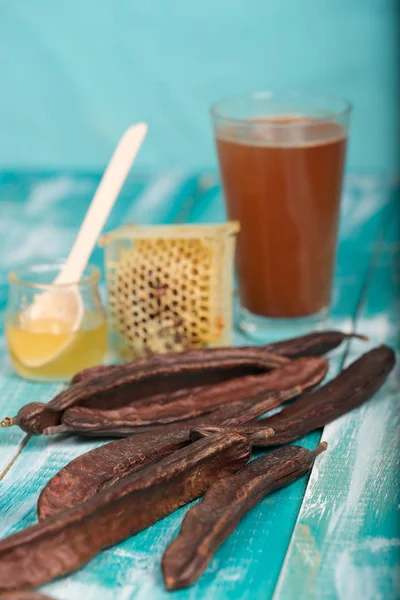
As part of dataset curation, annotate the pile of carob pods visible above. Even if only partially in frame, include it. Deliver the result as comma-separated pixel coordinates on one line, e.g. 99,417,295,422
0,330,395,598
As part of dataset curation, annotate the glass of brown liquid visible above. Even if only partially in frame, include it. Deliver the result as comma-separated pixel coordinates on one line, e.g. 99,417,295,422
211,92,351,339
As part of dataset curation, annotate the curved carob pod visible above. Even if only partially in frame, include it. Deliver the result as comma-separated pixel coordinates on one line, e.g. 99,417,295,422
1,350,288,435
162,442,327,590
70,345,286,384
264,345,394,425
0,433,250,592
44,380,287,441
37,386,291,520
48,356,328,434
71,330,364,384
192,346,396,447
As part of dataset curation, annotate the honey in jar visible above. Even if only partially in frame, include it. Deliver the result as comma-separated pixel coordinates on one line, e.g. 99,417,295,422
6,262,107,382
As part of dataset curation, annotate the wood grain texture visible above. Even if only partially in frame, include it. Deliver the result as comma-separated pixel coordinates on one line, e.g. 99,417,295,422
0,172,395,599
274,191,399,600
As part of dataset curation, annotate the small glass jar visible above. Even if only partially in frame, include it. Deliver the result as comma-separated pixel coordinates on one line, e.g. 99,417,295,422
5,261,108,382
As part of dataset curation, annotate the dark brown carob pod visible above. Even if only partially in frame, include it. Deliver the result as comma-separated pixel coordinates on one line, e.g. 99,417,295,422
70,345,287,384
162,442,327,590
192,346,396,447
71,330,365,383
48,351,328,442
46,356,328,435
265,345,395,426
1,350,288,435
0,433,250,592
37,388,285,520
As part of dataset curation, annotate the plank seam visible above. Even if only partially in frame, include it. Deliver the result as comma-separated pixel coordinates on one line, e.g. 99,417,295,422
341,200,393,368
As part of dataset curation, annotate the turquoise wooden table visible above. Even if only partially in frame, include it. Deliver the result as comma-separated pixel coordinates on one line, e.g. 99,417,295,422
0,171,398,599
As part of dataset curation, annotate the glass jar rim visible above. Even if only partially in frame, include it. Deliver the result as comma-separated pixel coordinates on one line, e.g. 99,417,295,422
8,260,101,290
210,90,352,125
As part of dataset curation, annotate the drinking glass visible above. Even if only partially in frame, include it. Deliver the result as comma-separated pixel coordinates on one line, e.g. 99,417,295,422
211,91,351,339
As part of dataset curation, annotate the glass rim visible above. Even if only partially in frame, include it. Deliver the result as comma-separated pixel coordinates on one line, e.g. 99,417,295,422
210,90,353,126
8,260,101,290
100,221,240,245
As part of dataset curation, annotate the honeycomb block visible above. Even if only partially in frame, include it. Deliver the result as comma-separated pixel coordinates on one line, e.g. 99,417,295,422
100,223,239,358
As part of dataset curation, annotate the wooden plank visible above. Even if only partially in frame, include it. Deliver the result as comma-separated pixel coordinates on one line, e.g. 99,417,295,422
274,190,399,600
0,173,392,599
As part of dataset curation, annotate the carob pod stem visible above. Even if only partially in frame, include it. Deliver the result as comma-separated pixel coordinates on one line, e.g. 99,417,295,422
37,387,286,520
1,350,287,435
0,433,250,592
192,346,396,446
52,356,328,434
71,330,365,383
162,442,327,590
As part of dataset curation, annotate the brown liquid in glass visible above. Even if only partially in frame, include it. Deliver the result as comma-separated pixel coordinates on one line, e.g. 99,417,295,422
216,119,347,318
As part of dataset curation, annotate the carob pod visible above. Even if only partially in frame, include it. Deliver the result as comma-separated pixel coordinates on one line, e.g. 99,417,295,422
1,349,287,435
50,356,328,433
43,356,327,437
265,345,394,425
192,346,396,446
37,387,288,520
71,330,363,383
162,442,327,590
0,433,250,592
70,345,286,384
